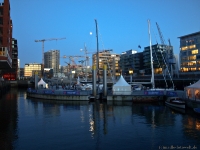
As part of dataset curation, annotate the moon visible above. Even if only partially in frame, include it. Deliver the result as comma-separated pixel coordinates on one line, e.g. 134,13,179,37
90,32,92,35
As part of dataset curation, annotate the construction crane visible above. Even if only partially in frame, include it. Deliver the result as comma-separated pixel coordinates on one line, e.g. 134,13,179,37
62,55,85,69
35,37,66,65
156,22,174,89
80,43,91,66
62,55,86,84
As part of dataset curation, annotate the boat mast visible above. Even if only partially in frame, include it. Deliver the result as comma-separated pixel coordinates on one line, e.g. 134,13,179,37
95,19,100,83
148,20,155,89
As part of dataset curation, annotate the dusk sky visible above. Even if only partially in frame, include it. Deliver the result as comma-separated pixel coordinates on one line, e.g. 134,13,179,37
10,0,200,67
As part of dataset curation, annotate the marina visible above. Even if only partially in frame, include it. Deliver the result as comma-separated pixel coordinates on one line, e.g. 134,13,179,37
1,89,200,150
0,0,200,149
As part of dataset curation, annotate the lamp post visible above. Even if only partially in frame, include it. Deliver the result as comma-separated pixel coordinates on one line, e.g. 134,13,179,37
129,69,133,83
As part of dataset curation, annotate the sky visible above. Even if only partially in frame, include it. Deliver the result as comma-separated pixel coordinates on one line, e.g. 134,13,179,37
9,0,200,68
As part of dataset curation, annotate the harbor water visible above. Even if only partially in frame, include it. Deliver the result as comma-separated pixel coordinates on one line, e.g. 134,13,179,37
1,89,200,150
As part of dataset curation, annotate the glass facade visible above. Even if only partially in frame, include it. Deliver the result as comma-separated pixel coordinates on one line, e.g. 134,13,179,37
119,50,143,75
24,63,42,77
92,50,120,77
143,44,173,75
179,32,200,72
44,50,60,75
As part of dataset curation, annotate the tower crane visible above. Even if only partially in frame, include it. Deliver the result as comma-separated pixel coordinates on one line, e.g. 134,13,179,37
62,55,85,69
35,37,66,66
80,43,90,66
62,55,86,83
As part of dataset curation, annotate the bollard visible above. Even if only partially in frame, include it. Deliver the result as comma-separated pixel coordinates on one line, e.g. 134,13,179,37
35,71,38,89
103,65,107,97
92,65,97,97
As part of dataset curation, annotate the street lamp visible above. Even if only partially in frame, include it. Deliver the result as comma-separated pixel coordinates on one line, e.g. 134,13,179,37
129,69,133,83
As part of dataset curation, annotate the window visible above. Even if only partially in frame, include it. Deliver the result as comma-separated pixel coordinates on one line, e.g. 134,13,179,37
188,55,196,61
181,46,188,51
181,51,187,56
0,18,3,25
191,49,198,54
197,55,200,59
189,45,196,49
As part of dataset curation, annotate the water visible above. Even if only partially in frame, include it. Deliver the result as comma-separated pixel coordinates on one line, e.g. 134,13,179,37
1,89,200,150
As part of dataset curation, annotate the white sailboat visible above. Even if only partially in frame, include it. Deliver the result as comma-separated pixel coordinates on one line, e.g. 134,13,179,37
147,20,174,91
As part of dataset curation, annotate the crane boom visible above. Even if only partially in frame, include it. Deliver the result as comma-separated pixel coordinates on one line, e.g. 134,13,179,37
156,22,165,45
156,22,174,89
35,37,66,66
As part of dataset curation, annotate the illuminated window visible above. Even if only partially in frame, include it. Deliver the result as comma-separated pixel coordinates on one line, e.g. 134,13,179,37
192,49,198,54
189,45,196,49
154,68,162,74
181,46,188,50
191,68,196,71
182,67,188,72
189,55,196,60
188,61,196,66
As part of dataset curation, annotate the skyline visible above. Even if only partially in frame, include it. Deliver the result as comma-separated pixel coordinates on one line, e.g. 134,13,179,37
9,0,200,67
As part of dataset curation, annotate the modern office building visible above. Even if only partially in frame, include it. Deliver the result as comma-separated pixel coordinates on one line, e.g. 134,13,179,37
92,49,120,79
44,50,60,76
24,63,42,77
143,44,174,75
11,38,18,77
19,68,24,78
179,31,200,73
119,49,143,76
2,38,18,80
0,0,13,75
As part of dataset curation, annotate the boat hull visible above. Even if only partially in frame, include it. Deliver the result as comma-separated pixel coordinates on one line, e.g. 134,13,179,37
165,101,185,109
193,108,200,114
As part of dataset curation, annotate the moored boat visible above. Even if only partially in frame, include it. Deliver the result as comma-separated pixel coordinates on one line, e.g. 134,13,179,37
165,97,185,109
193,108,200,114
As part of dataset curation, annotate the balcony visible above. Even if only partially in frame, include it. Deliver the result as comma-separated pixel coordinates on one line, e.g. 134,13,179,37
0,47,12,69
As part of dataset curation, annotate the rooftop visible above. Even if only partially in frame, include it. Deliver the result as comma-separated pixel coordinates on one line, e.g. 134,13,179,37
178,31,200,38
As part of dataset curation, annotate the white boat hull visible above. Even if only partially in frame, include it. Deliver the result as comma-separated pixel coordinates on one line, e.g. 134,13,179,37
165,101,185,109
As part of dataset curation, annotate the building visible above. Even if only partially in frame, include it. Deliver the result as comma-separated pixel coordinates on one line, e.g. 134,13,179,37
92,49,120,80
24,63,42,77
19,68,24,78
44,50,60,76
119,50,143,76
2,38,18,80
143,44,174,75
179,31,200,74
43,68,53,78
0,0,13,77
18,59,20,79
11,38,18,78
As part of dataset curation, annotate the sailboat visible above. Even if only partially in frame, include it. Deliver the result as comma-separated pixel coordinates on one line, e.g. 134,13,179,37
147,20,174,91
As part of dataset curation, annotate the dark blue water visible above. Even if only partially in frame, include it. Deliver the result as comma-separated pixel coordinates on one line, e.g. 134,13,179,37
1,89,200,150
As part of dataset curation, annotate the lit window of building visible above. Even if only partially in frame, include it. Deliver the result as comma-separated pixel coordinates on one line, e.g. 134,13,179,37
179,31,200,72
24,63,42,77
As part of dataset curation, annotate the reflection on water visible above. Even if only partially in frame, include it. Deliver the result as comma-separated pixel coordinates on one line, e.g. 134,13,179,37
0,88,18,150
0,89,200,149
